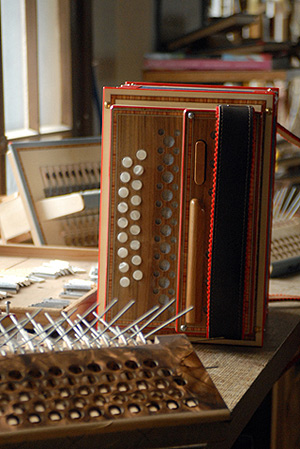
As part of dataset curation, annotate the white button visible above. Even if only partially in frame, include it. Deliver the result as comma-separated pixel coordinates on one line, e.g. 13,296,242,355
131,180,142,190
119,262,129,273
130,210,141,221
117,247,128,258
131,195,142,206
130,240,141,250
130,225,141,235
117,202,128,213
136,149,147,160
117,217,128,228
133,270,143,281
120,172,131,183
120,277,130,287
122,157,133,168
132,255,142,266
133,165,144,176
117,232,128,243
118,187,129,198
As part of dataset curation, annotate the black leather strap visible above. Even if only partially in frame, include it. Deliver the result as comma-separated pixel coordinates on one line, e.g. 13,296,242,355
208,105,254,340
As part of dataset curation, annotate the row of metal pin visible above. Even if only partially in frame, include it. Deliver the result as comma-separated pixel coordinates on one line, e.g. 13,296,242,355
273,186,300,222
0,299,193,356
30,259,84,279
0,275,31,295
0,260,94,301
0,262,71,295
40,162,100,198
60,214,99,247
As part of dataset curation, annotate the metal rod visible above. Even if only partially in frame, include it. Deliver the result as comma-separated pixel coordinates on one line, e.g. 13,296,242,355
71,299,118,344
0,321,18,353
1,309,42,352
44,312,75,350
110,305,160,341
144,306,194,339
128,299,176,339
9,314,35,352
274,187,287,220
73,313,104,347
283,190,300,221
92,299,135,333
278,186,296,220
25,312,54,351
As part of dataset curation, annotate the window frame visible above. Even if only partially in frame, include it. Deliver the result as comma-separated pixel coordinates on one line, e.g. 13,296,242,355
0,0,93,195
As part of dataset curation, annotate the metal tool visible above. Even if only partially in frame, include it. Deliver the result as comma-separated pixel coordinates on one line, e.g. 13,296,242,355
273,185,300,222
0,299,192,355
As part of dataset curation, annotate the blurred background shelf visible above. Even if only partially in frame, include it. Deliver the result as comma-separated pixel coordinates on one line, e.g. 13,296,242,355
143,68,292,83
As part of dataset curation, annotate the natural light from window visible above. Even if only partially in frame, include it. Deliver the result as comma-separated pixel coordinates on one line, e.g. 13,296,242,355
1,0,71,140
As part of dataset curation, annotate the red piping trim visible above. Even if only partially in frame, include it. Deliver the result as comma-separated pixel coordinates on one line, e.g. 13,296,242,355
206,107,220,338
242,109,256,339
175,111,188,328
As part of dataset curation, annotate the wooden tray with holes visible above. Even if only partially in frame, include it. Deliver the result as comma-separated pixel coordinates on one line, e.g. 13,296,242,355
0,335,230,444
0,244,98,324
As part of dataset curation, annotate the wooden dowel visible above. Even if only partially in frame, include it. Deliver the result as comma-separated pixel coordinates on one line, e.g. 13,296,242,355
185,198,205,324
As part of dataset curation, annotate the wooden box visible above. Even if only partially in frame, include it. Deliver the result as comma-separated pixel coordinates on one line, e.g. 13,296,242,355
0,193,31,243
8,137,101,247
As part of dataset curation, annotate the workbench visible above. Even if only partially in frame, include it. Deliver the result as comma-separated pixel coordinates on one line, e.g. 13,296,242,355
0,279,299,449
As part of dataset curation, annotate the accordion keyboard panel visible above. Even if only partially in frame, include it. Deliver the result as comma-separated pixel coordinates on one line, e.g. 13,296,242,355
105,107,216,333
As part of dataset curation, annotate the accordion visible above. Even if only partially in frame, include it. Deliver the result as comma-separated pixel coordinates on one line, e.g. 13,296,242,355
98,82,278,346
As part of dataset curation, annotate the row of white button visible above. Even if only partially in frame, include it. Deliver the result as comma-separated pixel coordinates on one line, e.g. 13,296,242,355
117,249,142,265
122,150,147,169
119,173,143,190
120,270,143,287
117,151,147,287
118,188,142,205
117,203,141,220
119,261,142,274
117,215,142,229
117,222,140,239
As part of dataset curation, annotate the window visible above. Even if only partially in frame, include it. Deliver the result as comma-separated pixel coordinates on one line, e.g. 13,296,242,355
1,0,72,140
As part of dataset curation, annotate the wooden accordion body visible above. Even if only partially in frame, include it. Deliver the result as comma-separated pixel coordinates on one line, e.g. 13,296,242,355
98,82,278,346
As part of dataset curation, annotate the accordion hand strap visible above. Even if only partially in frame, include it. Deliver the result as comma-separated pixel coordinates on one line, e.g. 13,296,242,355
207,105,255,339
